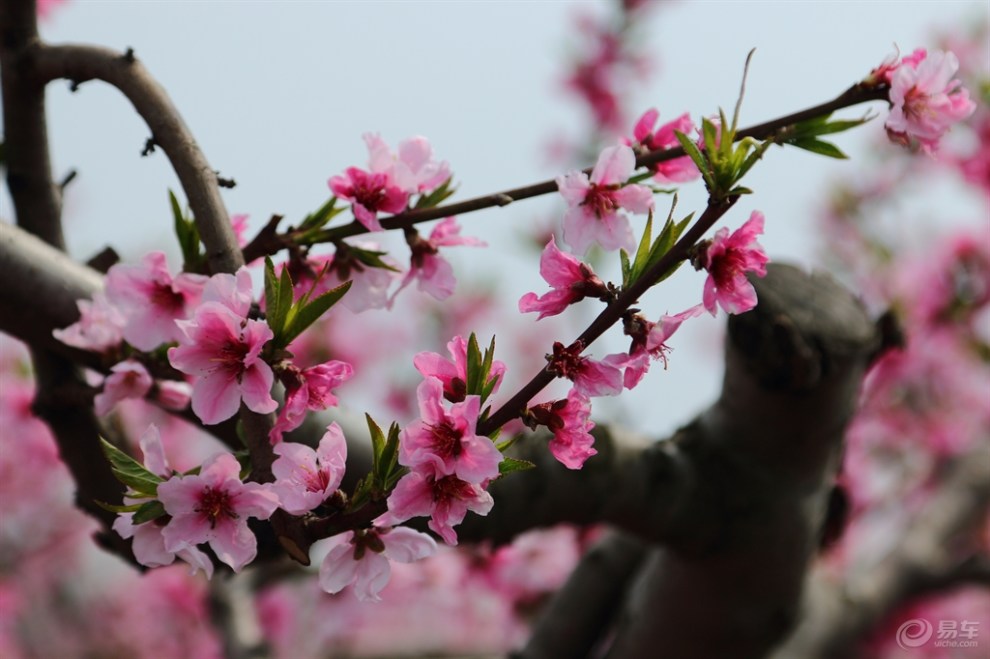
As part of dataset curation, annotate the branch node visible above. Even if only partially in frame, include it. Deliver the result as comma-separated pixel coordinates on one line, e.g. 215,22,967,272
121,47,136,63
494,193,514,206
215,172,237,189
59,168,77,190
141,137,157,157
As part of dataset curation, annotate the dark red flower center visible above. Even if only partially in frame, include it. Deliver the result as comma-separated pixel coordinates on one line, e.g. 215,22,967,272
196,486,237,529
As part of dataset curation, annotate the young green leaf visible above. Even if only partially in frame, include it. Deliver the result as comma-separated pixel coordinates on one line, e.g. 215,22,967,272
99,437,163,497
788,138,849,159
281,281,352,347
498,457,536,475
132,499,167,525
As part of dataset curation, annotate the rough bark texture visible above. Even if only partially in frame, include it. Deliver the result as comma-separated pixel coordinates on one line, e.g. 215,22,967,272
510,264,881,659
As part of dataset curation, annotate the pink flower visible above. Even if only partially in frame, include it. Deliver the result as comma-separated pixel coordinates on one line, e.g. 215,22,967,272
168,303,278,425
155,379,193,411
201,267,255,318
105,251,207,351
546,341,624,397
111,425,214,577
391,217,485,304
386,470,494,545
868,47,928,85
519,236,609,319
329,167,408,233
365,133,451,195
52,291,125,352
885,50,976,154
696,211,770,316
158,452,280,572
271,423,347,515
230,214,250,249
620,304,704,389
630,109,700,183
304,242,401,313
269,360,354,444
318,526,437,602
399,378,502,484
94,359,153,416
557,144,654,254
413,335,506,403
527,389,597,469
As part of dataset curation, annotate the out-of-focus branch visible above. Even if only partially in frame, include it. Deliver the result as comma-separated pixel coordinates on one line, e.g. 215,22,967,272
513,531,648,659
0,222,103,363
772,442,990,659
30,43,243,275
1,2,136,558
505,264,882,659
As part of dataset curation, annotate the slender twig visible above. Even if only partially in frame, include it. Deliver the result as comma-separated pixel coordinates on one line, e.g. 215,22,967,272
30,43,243,274
242,83,888,261
478,197,737,435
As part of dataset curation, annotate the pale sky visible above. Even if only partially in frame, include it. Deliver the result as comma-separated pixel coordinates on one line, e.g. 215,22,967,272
6,0,987,437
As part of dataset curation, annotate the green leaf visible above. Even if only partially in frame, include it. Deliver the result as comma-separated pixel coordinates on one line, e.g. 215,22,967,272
465,333,483,396
788,138,848,159
349,246,403,272
95,500,149,514
494,434,520,452
414,177,457,209
498,457,536,475
169,190,202,270
99,437,163,496
281,280,351,347
299,196,343,230
674,130,714,191
378,423,401,484
132,499,167,525
348,473,375,512
365,413,387,467
479,336,498,403
736,139,772,180
619,248,632,288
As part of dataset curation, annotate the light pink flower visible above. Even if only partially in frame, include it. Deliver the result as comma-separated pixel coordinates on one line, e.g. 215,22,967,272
697,211,770,316
386,471,494,545
168,303,278,425
620,304,705,389
528,389,597,469
365,133,451,195
158,452,280,572
271,423,347,514
885,50,976,154
413,334,506,403
111,425,214,577
299,242,401,313
105,251,207,351
557,144,653,254
519,236,609,319
546,341,624,397
94,359,153,416
630,109,700,183
868,47,928,85
230,214,250,249
201,267,255,317
391,217,485,304
329,167,408,233
318,526,437,602
400,378,502,484
52,291,125,352
269,360,354,444
155,379,193,411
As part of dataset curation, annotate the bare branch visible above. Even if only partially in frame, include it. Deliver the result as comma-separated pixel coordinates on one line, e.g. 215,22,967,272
30,43,243,274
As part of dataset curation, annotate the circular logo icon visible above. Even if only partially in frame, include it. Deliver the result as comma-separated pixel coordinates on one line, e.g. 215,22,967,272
896,619,934,649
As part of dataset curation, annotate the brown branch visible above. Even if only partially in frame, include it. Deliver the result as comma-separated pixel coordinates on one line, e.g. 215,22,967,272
772,442,990,659
29,43,243,274
496,263,882,659
242,83,888,260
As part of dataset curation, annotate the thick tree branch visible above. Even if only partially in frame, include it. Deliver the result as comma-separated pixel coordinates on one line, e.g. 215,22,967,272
771,442,990,658
1,1,130,554
29,43,243,274
497,264,881,659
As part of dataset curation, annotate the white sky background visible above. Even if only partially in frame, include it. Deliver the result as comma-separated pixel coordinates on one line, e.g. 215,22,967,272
7,0,988,438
